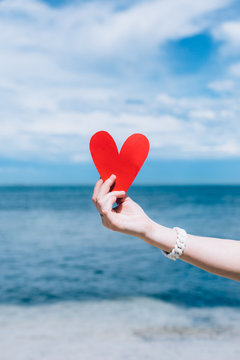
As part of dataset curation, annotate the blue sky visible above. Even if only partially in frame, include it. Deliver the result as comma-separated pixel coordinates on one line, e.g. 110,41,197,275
0,0,240,184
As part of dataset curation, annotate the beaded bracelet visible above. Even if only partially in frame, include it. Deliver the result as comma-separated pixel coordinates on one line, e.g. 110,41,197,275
161,227,187,261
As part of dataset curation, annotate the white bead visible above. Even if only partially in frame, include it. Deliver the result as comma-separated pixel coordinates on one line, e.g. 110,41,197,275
161,227,187,261
175,248,182,255
178,242,185,250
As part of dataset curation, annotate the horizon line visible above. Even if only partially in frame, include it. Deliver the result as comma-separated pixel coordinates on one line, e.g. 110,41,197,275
1,183,240,187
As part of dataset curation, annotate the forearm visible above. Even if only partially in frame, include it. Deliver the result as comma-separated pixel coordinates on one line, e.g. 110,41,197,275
92,176,240,281
143,220,240,281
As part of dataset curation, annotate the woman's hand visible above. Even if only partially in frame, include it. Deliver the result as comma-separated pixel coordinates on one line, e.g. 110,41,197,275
92,175,240,281
92,174,152,238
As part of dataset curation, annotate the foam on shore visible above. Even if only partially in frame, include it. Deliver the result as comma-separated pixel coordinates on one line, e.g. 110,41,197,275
0,297,240,360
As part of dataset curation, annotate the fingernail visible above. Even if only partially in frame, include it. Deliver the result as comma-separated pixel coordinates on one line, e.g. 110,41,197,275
111,174,116,178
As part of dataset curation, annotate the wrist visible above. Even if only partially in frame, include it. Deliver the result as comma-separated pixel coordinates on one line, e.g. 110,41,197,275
142,219,176,252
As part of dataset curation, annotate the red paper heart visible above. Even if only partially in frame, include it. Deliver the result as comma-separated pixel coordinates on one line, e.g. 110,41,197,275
89,131,150,191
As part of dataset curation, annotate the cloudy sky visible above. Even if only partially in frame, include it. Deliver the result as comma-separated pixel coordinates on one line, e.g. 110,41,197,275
1,0,240,184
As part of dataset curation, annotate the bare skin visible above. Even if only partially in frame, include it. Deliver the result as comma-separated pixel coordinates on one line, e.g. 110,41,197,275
92,174,240,282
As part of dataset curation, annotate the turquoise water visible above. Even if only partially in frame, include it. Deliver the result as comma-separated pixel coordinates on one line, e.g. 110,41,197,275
0,186,240,360
0,185,239,306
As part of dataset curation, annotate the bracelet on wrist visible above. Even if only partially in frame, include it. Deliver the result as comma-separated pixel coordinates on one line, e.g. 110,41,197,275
161,227,187,261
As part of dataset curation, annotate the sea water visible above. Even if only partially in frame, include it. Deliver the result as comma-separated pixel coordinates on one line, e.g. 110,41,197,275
0,186,239,359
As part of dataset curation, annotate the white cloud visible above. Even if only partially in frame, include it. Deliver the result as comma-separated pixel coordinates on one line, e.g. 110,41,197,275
213,21,240,54
207,80,234,92
154,92,240,157
189,109,216,120
229,62,240,77
1,98,240,162
0,0,239,164
211,20,240,84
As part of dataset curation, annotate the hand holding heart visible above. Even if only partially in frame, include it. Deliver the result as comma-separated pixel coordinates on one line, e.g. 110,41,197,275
89,132,240,282
90,131,152,237
92,174,153,238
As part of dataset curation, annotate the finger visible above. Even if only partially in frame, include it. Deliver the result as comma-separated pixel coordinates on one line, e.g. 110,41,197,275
98,191,125,215
98,191,125,213
101,191,125,217
108,190,125,198
100,192,126,230
97,174,116,199
92,178,103,203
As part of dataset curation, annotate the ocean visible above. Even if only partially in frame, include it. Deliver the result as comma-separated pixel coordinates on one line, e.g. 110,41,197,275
0,185,240,359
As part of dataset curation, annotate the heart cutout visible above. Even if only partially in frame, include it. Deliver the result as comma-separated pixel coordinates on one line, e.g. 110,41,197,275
89,131,150,192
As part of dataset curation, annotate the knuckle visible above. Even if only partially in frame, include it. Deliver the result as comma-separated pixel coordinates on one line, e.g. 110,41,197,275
92,196,96,203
